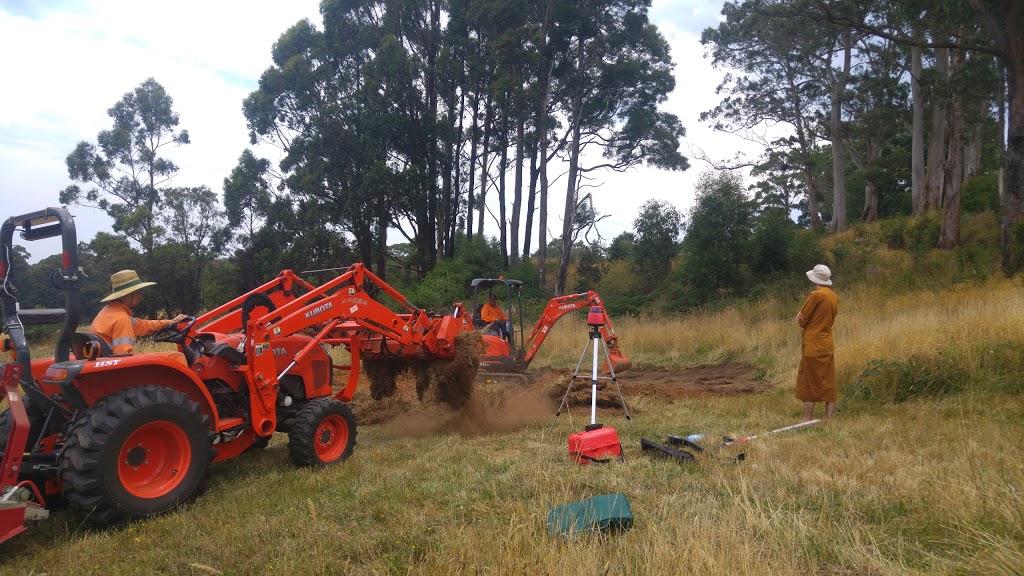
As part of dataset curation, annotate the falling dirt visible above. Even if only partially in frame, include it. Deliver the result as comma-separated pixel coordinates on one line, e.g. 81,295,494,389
346,361,770,438
362,331,482,410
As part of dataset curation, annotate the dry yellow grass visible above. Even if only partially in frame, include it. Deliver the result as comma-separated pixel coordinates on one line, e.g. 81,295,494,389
1,275,1022,574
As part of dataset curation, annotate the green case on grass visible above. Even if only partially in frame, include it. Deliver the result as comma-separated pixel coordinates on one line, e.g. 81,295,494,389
547,493,633,537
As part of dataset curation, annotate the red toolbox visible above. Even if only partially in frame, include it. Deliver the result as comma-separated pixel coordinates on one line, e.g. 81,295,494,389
568,425,622,464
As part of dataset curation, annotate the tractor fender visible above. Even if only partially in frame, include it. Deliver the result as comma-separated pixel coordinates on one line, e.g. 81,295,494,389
45,354,223,430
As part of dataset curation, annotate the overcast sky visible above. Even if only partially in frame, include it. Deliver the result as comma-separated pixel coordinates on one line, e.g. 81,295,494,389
0,0,760,263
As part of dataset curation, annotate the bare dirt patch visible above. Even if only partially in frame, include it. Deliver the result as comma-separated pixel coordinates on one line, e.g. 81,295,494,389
346,362,770,438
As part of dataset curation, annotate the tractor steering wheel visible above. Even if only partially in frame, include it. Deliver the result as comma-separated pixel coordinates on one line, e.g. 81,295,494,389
152,316,197,345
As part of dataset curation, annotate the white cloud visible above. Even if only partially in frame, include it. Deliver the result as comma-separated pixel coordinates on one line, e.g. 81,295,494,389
0,0,760,263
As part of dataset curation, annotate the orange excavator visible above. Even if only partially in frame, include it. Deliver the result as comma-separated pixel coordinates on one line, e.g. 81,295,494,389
469,277,631,380
0,207,477,543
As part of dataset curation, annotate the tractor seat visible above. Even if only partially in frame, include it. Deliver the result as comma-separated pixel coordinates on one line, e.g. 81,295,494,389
71,332,114,360
205,343,247,366
473,304,486,329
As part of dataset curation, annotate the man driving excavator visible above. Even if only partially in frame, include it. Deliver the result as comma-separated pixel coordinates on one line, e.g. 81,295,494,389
90,269,189,365
479,292,510,340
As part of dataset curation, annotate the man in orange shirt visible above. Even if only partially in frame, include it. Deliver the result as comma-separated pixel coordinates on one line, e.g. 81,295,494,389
91,269,189,365
479,293,509,340
796,264,839,421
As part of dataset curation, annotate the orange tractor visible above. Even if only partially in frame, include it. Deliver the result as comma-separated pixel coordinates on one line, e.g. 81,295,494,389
469,277,631,381
0,208,478,543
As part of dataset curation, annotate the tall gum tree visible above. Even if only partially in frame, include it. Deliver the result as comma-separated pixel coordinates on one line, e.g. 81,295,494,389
548,0,688,296
60,78,190,257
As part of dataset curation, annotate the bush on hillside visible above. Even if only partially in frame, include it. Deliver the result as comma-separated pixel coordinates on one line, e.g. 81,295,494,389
961,173,1000,213
845,354,968,404
845,340,1024,405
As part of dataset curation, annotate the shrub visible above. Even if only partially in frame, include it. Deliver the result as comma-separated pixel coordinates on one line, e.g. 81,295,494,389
845,353,968,405
907,214,940,253
961,172,1000,213
878,217,908,250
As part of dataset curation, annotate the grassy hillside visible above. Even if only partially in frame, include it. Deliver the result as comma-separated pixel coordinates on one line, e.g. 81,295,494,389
2,233,1023,574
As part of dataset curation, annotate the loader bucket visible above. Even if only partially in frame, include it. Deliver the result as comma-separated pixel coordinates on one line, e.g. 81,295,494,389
606,350,631,373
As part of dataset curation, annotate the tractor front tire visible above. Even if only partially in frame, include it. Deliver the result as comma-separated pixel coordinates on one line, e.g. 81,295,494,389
287,398,357,467
59,385,214,526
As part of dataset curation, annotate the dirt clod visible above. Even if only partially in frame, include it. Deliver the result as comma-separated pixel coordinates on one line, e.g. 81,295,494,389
429,331,482,409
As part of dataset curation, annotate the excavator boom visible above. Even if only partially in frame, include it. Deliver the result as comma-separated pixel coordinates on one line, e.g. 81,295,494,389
520,291,631,373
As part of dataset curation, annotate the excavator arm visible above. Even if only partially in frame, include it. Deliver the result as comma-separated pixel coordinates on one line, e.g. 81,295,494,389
521,291,631,372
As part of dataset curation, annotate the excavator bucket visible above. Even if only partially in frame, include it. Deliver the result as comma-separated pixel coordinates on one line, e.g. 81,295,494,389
606,349,632,374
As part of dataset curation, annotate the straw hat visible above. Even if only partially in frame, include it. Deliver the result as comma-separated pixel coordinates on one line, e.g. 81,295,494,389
101,269,156,302
806,264,832,286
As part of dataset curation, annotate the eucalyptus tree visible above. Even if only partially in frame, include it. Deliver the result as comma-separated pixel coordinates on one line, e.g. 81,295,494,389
702,1,828,229
60,78,190,257
680,171,755,303
154,186,224,312
245,0,449,278
547,0,688,296
222,149,277,290
805,0,1024,271
843,37,910,221
703,0,856,231
631,199,682,287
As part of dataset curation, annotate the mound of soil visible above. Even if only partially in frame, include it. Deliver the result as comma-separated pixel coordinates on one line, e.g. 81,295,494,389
346,361,770,438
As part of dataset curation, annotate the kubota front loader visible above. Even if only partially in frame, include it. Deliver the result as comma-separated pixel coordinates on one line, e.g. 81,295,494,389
0,207,477,544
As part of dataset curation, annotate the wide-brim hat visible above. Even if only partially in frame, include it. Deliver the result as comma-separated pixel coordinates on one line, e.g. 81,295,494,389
806,264,833,286
101,269,156,302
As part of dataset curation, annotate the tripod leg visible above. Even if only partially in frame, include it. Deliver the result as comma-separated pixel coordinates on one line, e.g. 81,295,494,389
601,337,633,428
546,337,595,438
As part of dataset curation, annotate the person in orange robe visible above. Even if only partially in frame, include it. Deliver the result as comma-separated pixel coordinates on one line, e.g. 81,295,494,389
796,264,839,421
91,270,189,365
479,293,509,339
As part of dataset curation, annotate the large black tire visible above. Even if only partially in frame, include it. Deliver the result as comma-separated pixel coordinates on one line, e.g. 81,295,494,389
59,385,215,526
287,398,357,467
0,394,51,450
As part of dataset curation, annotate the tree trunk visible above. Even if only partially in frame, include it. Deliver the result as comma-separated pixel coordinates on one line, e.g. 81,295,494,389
968,0,1024,274
554,35,586,297
510,118,524,265
537,0,554,290
786,66,820,229
523,139,538,261
476,90,493,239
424,0,440,271
861,181,879,221
911,35,926,215
1002,53,1024,274
466,89,480,241
449,88,466,257
828,30,852,232
498,116,509,268
939,96,964,249
924,46,949,213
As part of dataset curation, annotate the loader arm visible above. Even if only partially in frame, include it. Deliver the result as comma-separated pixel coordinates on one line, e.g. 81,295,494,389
521,292,631,372
243,264,458,435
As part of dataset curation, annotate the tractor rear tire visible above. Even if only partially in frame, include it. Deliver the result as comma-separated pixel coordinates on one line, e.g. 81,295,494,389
287,398,357,467
59,385,214,526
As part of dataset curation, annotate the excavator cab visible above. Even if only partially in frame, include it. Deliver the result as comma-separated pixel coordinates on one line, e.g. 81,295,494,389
470,277,525,372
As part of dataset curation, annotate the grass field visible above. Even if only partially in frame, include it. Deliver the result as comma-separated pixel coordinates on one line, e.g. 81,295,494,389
1,275,1023,575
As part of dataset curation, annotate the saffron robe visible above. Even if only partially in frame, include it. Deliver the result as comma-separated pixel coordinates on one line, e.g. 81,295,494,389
796,286,838,402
